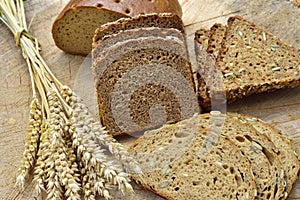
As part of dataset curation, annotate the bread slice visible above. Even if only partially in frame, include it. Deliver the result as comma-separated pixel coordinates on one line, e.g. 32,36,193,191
195,16,300,110
92,27,186,63
92,27,197,136
129,112,288,199
207,23,226,60
52,0,183,55
194,27,227,111
128,113,257,200
194,29,210,49
93,13,185,49
228,112,300,198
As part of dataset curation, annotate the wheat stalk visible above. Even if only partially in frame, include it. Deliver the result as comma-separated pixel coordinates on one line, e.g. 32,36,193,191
0,0,138,199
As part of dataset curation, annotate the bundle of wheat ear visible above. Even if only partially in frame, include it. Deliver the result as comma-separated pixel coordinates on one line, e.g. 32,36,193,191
0,0,142,199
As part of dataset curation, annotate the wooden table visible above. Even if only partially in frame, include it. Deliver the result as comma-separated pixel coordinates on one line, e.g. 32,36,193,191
0,0,299,199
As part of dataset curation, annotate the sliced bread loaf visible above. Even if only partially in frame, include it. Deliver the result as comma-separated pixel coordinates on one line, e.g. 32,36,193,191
228,112,300,198
128,113,257,200
194,16,300,110
52,0,182,55
92,27,197,136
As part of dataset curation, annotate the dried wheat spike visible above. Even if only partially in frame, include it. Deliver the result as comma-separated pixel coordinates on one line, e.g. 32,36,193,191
33,119,50,195
45,89,81,199
61,85,142,175
61,86,134,196
63,120,81,200
16,97,42,188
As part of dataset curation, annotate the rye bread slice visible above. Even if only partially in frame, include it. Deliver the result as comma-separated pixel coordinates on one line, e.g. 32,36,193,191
92,27,187,64
228,112,300,198
93,13,185,48
128,113,257,200
92,28,197,136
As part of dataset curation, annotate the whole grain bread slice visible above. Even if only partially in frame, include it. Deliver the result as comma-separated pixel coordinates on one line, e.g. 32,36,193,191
218,16,300,103
228,112,300,198
128,113,257,200
195,16,300,110
207,23,226,60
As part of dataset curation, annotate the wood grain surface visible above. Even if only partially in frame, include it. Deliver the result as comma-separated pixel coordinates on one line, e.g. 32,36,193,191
0,0,299,199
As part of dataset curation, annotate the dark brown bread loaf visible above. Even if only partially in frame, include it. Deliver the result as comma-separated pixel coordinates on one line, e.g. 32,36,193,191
195,16,300,110
52,0,183,55
92,26,197,136
128,113,257,200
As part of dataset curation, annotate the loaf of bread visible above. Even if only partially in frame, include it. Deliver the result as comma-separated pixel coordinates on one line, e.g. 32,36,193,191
92,16,197,136
52,0,183,55
128,113,257,200
195,16,300,110
129,112,300,199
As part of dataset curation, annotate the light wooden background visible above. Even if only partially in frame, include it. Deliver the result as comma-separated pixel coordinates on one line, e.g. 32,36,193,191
0,0,299,199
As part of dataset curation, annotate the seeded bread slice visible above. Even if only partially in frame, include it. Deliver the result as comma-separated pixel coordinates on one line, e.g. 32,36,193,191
194,29,210,49
195,16,300,110
218,16,300,103
92,27,197,136
228,112,300,198
128,113,257,200
207,23,226,60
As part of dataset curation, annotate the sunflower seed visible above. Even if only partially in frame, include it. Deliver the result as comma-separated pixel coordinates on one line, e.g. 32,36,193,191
252,141,263,151
237,30,243,37
159,180,170,188
262,32,267,42
270,44,279,51
272,66,281,71
224,72,234,78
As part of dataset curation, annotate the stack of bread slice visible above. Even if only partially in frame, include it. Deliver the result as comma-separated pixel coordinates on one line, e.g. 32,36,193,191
128,112,299,200
195,16,300,110
92,13,198,136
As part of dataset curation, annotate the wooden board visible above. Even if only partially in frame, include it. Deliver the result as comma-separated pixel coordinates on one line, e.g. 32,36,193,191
0,0,299,199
